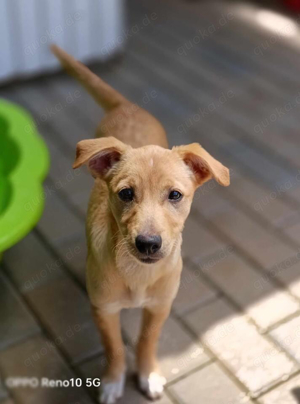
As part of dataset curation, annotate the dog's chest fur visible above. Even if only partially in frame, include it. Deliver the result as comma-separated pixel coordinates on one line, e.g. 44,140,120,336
104,287,156,314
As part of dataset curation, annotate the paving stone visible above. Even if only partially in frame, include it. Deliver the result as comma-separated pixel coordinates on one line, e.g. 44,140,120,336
172,265,217,316
248,126,300,171
192,181,232,219
286,185,300,206
48,75,102,128
228,176,298,229
37,185,85,246
260,374,300,404
78,351,173,404
195,201,296,269
267,255,300,299
56,235,87,286
69,191,90,216
0,336,93,404
3,232,64,293
184,298,297,397
284,222,300,247
217,136,296,190
0,272,40,351
182,215,226,261
270,315,300,365
198,252,299,330
17,83,87,148
169,362,252,404
46,78,100,132
45,135,94,197
121,309,210,382
26,276,102,364
0,379,8,401
192,244,235,275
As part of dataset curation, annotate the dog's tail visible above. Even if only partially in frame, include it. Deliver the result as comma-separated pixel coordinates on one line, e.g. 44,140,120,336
50,44,127,111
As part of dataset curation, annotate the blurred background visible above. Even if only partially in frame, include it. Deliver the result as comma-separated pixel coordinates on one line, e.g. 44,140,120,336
1,0,300,403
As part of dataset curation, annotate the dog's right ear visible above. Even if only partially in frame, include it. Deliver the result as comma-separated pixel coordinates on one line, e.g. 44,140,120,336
73,136,129,178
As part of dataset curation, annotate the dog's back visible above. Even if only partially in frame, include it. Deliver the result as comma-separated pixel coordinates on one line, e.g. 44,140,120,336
51,45,168,148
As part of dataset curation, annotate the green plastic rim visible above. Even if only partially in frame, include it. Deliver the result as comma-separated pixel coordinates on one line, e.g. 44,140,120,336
0,99,49,253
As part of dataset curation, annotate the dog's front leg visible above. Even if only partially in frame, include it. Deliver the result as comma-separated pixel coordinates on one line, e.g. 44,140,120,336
92,306,125,404
137,305,171,400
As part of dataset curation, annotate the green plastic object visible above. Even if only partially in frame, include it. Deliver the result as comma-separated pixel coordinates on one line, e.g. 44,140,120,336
0,99,49,254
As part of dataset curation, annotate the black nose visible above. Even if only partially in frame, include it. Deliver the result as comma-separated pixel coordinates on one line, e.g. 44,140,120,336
135,235,162,255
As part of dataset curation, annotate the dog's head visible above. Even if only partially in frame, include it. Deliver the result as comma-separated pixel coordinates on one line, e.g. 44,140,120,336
74,137,229,265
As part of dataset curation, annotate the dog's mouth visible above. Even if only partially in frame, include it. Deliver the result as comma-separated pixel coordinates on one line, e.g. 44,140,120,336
139,257,161,264
123,241,164,265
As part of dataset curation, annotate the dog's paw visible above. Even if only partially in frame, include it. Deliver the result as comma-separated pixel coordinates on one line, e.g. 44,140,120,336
99,373,125,404
138,372,166,400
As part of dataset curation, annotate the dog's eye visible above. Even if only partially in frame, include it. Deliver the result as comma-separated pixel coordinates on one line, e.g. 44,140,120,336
168,190,182,201
118,188,134,202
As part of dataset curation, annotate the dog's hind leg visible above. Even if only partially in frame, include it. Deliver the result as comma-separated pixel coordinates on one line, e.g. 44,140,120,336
92,306,125,404
136,306,171,400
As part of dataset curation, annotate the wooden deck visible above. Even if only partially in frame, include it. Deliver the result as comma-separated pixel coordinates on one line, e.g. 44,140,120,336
1,0,300,403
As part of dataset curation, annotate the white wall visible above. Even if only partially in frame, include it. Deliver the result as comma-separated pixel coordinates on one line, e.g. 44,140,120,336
0,0,125,82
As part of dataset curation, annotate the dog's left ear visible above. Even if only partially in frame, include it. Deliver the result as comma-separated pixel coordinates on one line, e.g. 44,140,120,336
73,136,130,179
173,143,230,187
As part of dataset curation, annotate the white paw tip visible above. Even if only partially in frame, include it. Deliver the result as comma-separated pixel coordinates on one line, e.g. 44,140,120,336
139,372,166,400
99,374,125,404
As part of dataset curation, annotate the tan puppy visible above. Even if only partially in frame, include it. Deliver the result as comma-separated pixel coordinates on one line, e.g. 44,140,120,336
51,45,230,404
